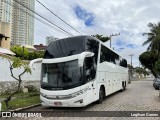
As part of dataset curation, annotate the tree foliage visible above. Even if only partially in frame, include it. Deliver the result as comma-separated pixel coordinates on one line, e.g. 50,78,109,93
11,45,44,60
0,54,31,109
143,22,160,58
135,67,149,76
155,60,160,75
140,22,160,77
28,51,44,60
92,34,110,42
11,45,29,60
139,51,158,77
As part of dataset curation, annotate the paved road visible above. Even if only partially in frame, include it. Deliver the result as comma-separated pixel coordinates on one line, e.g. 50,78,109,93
3,78,160,120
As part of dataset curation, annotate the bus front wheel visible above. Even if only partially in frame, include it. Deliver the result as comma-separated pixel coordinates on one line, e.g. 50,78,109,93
97,86,105,104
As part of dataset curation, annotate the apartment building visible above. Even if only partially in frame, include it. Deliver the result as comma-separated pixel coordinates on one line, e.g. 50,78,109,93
11,0,35,46
0,0,12,49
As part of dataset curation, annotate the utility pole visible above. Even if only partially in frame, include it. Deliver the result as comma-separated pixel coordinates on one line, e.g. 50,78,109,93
129,54,134,83
109,33,120,48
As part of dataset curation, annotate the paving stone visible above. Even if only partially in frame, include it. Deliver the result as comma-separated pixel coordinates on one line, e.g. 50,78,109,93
2,78,160,120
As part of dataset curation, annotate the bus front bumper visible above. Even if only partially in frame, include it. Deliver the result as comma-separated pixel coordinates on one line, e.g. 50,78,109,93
40,94,87,107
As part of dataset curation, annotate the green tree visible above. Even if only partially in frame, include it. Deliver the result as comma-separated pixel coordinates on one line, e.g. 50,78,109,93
11,45,29,60
143,22,160,59
92,34,110,42
135,67,143,75
135,67,149,76
139,51,158,77
155,60,160,75
11,46,44,60
28,51,44,60
0,54,31,109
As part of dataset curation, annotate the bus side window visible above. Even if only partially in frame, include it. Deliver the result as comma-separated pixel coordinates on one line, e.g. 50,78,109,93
85,57,96,81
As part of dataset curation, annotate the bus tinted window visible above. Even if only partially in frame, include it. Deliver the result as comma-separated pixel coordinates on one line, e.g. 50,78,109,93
100,45,111,63
120,59,127,68
100,44,127,68
85,57,96,81
86,39,99,64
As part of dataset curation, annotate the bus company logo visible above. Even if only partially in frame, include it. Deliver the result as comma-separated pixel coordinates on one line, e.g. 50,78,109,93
2,112,11,117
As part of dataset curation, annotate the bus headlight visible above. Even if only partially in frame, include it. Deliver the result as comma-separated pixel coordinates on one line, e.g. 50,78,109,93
70,87,88,98
40,92,47,98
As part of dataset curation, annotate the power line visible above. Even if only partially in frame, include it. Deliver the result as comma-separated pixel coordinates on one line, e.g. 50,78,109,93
11,0,73,36
3,0,71,37
3,0,69,54
36,0,82,35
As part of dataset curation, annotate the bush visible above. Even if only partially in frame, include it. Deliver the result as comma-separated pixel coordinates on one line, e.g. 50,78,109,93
25,85,38,92
0,88,23,96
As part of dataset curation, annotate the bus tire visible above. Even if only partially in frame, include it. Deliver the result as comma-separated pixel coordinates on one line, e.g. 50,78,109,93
121,82,126,92
97,86,105,104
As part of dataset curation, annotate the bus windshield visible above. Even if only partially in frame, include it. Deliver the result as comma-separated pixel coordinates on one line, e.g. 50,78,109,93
41,60,84,90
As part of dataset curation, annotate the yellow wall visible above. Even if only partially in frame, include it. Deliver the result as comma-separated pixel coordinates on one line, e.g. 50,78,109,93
0,22,11,49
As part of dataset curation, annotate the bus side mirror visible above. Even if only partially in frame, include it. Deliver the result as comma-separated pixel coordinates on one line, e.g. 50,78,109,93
78,52,94,67
29,58,43,70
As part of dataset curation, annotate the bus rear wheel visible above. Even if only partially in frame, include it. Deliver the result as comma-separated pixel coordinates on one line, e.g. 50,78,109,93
121,82,126,92
97,86,105,103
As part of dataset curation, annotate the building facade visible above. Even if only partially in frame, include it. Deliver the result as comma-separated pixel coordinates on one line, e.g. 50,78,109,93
46,36,59,46
34,44,47,51
0,0,12,23
11,0,35,46
0,0,12,49
0,23,11,49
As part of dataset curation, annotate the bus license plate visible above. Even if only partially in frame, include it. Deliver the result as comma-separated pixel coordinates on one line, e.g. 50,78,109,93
54,102,62,106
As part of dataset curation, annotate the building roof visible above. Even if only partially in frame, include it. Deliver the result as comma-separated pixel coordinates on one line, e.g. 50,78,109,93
0,47,15,55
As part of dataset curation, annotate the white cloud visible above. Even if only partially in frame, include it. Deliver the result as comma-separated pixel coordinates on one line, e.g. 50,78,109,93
34,0,160,67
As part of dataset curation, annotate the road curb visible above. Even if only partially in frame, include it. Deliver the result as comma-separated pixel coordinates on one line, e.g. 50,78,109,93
9,103,41,112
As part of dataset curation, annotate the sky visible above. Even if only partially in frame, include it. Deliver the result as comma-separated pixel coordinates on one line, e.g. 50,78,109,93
34,0,160,67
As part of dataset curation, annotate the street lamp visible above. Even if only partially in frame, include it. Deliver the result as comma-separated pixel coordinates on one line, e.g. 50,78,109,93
129,54,134,83
109,33,120,48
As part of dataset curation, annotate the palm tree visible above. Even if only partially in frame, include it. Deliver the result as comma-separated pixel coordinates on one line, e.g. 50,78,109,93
143,22,160,59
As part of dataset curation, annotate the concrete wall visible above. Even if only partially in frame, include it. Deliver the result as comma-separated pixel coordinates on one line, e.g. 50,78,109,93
0,57,41,94
0,80,40,95
0,57,41,81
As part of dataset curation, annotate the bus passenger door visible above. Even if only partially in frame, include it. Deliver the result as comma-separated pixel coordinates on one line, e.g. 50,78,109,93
84,57,97,103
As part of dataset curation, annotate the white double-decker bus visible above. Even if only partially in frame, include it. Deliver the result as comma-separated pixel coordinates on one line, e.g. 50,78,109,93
31,35,128,107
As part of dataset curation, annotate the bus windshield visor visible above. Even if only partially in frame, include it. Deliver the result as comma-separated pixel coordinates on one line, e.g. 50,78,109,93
41,60,84,90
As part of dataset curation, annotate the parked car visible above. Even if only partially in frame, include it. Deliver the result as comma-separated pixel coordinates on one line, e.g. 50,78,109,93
153,78,160,90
